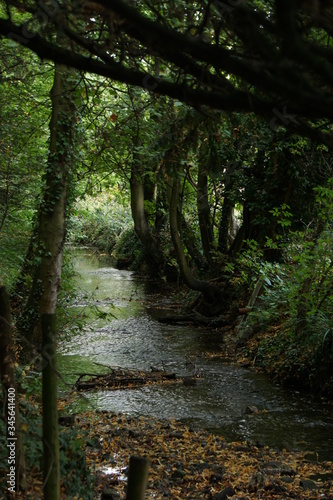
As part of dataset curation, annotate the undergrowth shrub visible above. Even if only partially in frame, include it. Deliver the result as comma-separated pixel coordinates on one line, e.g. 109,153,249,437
0,367,94,497
0,209,35,291
237,180,333,393
68,194,132,252
112,227,145,271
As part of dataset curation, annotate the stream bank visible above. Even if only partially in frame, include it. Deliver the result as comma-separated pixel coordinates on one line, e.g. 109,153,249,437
58,248,333,463
41,246,333,499
76,409,333,500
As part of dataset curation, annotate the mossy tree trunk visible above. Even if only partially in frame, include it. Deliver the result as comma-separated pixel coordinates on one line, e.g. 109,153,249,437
130,150,153,250
130,146,163,270
19,63,76,356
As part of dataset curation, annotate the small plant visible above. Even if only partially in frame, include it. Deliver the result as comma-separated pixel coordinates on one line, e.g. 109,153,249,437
59,426,94,499
0,209,35,291
242,181,333,393
0,367,95,497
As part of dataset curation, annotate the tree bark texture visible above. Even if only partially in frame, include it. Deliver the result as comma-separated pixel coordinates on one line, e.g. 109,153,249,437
42,314,60,500
130,152,152,249
197,160,214,264
126,456,149,500
0,286,27,492
181,213,204,270
218,192,234,254
130,147,164,270
19,64,76,350
169,178,217,302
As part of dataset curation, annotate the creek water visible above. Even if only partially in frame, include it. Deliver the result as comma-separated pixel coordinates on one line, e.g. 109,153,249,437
58,248,333,461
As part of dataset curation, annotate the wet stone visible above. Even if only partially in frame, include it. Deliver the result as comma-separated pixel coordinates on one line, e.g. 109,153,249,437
209,472,223,483
58,415,75,426
171,469,186,479
212,486,235,499
261,461,296,476
300,479,318,490
235,445,251,452
101,488,120,499
309,472,333,481
194,461,211,472
168,431,183,439
281,476,294,483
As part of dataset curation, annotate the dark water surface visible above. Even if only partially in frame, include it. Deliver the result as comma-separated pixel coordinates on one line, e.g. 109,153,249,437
58,248,333,460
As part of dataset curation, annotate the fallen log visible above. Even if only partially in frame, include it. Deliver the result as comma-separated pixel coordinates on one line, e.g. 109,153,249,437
75,366,179,391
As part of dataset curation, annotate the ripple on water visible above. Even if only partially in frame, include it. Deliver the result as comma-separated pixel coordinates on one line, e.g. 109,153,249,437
59,249,333,460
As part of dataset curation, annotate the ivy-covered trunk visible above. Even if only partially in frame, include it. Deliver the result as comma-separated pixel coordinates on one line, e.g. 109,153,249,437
19,64,76,353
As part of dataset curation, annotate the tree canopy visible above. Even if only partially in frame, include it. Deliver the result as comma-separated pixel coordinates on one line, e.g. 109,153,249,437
1,3,333,498
1,0,333,146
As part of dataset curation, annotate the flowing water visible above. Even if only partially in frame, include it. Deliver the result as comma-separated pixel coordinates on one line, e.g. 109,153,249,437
58,248,333,461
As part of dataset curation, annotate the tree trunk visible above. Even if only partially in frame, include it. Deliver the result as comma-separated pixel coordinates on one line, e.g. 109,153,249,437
218,162,238,254
181,213,204,270
18,64,76,353
42,314,60,500
229,204,252,256
197,161,214,265
230,208,239,240
0,286,27,492
218,192,233,254
126,456,149,500
169,178,218,302
130,154,152,249
130,149,163,270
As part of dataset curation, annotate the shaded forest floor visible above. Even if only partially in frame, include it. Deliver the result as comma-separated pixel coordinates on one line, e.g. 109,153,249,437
81,410,333,500
2,392,332,499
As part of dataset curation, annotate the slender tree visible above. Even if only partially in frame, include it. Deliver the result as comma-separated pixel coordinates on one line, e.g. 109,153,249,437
19,62,77,355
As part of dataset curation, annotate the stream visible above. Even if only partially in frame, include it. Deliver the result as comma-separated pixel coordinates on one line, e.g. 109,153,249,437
58,248,333,461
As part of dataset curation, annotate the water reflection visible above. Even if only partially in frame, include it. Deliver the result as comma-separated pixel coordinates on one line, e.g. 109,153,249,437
58,248,333,460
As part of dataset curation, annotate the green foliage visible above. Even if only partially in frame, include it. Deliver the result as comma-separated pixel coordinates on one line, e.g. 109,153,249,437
0,40,49,219
240,181,333,393
254,311,333,393
59,426,94,499
68,194,133,252
287,182,333,325
112,227,145,271
0,367,94,497
269,203,293,228
0,209,35,290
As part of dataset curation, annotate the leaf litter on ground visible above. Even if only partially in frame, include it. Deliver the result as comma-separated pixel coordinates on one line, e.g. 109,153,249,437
76,410,333,499
2,397,332,499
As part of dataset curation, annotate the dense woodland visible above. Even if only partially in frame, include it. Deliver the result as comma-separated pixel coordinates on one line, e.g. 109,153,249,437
0,0,333,497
